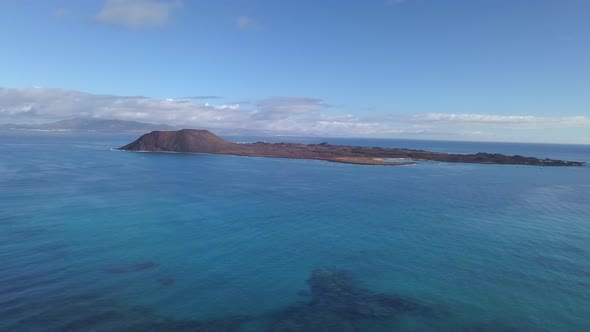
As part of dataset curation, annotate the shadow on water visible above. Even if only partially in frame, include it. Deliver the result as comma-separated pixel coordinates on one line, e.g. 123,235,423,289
0,267,521,332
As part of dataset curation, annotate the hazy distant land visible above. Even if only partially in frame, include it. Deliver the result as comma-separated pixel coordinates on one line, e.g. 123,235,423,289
0,118,174,132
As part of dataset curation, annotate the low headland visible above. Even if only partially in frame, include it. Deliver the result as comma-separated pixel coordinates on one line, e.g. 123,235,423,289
118,129,584,167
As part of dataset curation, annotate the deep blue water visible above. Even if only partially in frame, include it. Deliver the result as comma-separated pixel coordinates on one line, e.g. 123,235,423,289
1,131,590,331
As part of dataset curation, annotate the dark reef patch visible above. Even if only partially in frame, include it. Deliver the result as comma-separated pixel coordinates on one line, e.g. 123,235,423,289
157,277,175,286
104,261,159,274
1,267,524,331
265,268,436,331
1,294,252,332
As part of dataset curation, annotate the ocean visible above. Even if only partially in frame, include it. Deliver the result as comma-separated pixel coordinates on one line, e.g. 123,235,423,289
1,131,589,331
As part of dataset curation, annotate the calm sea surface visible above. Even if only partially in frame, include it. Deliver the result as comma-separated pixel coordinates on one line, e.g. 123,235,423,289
1,131,589,331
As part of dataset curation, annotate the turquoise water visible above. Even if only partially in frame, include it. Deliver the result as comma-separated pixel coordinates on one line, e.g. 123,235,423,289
1,131,590,331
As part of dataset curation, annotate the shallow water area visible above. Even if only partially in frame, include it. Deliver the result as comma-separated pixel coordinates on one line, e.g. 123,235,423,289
1,131,590,331
382,158,425,163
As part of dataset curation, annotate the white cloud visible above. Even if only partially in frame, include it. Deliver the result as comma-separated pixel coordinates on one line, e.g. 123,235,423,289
95,0,183,28
413,113,590,128
237,16,257,30
253,97,327,120
1,87,589,143
0,87,329,132
0,87,405,136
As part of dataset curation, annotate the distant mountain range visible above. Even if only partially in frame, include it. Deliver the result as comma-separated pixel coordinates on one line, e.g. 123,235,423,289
0,118,175,132
0,118,315,137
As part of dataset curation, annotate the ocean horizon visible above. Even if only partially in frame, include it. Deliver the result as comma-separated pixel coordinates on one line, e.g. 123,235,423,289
1,130,590,331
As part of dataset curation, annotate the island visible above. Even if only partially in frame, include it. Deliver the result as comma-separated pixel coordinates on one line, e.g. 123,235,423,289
118,129,584,166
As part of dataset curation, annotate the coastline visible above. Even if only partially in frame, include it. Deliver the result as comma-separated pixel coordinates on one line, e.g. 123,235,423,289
115,149,416,166
117,129,585,167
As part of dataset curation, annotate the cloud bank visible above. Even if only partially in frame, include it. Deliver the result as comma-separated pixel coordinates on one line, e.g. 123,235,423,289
1,87,588,143
413,113,590,128
96,0,183,28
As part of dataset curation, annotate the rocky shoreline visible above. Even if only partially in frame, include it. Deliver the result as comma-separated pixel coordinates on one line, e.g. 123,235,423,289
119,129,584,167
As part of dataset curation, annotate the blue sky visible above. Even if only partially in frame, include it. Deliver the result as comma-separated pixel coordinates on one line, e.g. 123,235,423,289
0,0,589,143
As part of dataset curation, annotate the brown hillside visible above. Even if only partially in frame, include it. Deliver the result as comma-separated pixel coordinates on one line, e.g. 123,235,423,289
119,129,235,153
